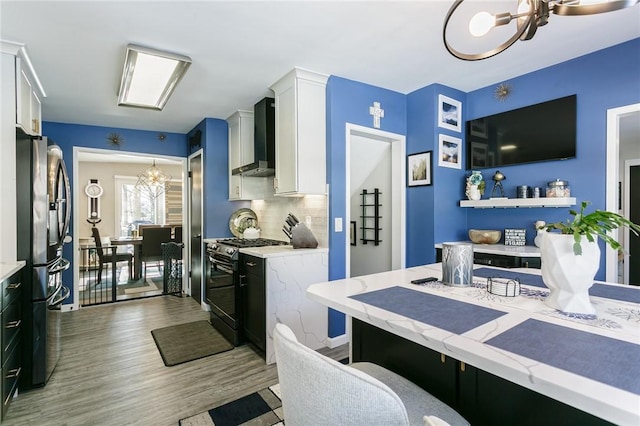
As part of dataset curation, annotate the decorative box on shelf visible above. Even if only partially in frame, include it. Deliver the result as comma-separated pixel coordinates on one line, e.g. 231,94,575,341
460,197,576,209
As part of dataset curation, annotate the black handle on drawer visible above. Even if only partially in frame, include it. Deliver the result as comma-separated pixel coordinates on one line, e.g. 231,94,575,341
5,367,21,379
6,282,21,290
5,320,21,329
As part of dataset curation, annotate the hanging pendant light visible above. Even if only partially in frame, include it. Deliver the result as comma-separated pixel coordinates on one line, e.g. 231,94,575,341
443,0,639,61
136,160,171,199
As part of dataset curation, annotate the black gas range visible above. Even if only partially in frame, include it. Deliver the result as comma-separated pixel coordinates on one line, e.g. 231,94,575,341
205,238,289,346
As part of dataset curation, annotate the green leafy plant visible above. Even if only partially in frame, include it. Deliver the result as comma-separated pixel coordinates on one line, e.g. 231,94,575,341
539,201,640,255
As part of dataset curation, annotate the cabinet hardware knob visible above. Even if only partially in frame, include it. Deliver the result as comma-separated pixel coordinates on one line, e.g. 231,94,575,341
440,353,446,364
7,282,21,290
247,262,256,267
460,361,466,372
5,320,21,329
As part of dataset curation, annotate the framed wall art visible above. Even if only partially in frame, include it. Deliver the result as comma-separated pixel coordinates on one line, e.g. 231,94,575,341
407,151,433,187
438,134,462,169
438,94,462,133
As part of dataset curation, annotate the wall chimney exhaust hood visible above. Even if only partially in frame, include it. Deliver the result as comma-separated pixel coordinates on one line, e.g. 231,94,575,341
232,97,275,177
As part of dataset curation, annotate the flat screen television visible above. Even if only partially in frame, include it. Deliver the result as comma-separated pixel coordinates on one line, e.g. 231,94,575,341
466,95,576,170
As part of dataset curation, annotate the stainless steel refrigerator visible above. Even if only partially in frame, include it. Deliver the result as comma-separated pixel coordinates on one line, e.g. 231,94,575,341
16,134,71,389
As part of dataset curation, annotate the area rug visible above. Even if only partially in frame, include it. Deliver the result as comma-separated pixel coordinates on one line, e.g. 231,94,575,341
151,320,234,367
123,277,160,294
179,384,283,426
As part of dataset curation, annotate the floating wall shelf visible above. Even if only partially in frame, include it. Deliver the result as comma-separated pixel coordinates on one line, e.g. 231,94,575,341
460,197,576,209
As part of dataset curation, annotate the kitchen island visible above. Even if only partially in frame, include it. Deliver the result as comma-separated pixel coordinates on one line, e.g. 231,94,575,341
239,246,328,364
307,263,639,425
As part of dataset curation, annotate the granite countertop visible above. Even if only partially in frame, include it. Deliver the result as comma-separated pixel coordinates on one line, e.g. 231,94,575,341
435,242,541,257
0,261,26,282
240,246,328,258
307,263,640,425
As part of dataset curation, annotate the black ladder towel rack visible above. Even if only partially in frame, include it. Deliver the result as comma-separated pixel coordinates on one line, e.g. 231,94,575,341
360,188,382,245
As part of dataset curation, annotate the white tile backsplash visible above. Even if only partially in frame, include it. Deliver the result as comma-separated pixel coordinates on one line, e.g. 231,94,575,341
251,195,328,247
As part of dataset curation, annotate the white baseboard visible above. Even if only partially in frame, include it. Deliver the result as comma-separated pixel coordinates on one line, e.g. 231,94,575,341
326,333,349,348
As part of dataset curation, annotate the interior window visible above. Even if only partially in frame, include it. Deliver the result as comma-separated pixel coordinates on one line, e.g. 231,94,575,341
115,176,166,237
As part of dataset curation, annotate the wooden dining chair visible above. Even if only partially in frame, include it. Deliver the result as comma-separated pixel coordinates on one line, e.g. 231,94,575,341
91,227,133,283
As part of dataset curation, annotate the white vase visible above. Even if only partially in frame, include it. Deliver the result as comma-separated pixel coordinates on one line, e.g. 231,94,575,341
539,232,600,315
466,185,481,201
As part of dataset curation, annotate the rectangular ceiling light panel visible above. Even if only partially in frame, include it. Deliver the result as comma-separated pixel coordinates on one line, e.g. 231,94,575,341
118,44,191,110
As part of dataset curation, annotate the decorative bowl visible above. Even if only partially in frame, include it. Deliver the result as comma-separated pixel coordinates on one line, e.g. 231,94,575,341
469,229,501,244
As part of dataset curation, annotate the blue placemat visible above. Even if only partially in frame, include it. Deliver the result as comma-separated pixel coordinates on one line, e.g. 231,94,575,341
473,267,640,304
486,319,640,395
349,286,507,335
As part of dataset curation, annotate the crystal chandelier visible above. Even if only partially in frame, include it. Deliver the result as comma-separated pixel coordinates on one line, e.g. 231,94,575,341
136,160,171,199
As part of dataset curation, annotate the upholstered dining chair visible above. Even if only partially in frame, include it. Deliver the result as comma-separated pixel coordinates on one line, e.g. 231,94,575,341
273,323,469,426
91,227,133,284
139,225,172,279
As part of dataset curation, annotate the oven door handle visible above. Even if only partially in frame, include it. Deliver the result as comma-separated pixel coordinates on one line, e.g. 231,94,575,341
212,262,234,275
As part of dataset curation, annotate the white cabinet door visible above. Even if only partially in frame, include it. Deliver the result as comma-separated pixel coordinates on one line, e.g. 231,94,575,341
271,68,328,196
228,110,271,200
16,58,42,136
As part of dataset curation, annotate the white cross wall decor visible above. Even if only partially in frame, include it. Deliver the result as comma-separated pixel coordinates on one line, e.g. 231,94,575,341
369,101,385,129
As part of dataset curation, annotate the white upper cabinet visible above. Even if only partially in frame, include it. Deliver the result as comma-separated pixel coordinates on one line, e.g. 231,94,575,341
227,110,272,200
270,68,328,196
16,56,42,136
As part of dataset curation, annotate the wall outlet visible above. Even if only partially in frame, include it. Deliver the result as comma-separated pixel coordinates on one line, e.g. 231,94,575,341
305,215,312,227
335,217,343,232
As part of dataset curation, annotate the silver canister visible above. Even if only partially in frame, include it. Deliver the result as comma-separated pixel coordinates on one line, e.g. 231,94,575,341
442,242,473,286
532,187,541,198
516,185,530,198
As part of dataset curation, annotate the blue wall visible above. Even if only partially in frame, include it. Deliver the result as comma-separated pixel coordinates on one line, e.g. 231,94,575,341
187,118,248,239
325,38,639,336
326,76,406,336
463,38,640,280
42,122,188,304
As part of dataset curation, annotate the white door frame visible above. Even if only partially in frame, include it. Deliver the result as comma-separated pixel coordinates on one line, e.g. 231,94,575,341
69,146,187,311
345,123,406,279
605,103,640,283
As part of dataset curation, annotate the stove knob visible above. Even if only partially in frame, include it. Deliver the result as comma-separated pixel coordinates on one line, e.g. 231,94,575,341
211,244,218,251
225,248,234,255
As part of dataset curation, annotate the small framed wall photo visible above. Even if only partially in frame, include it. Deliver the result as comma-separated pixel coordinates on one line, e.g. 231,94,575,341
438,134,462,169
407,151,433,187
438,94,462,133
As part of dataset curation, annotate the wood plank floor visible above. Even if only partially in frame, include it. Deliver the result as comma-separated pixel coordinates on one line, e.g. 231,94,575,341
4,296,348,426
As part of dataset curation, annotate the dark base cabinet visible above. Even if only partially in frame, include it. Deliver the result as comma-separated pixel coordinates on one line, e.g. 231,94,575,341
436,248,541,269
352,319,612,426
2,268,23,420
241,255,266,353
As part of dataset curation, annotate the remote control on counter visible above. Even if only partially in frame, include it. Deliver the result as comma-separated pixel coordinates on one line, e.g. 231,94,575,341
410,277,438,284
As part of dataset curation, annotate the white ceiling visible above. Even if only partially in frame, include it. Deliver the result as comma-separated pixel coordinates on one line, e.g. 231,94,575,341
1,1,639,134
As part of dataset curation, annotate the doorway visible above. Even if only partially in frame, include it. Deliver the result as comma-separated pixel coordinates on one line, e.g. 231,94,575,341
624,160,640,284
345,124,406,279
71,147,187,309
188,150,204,306
605,103,640,284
